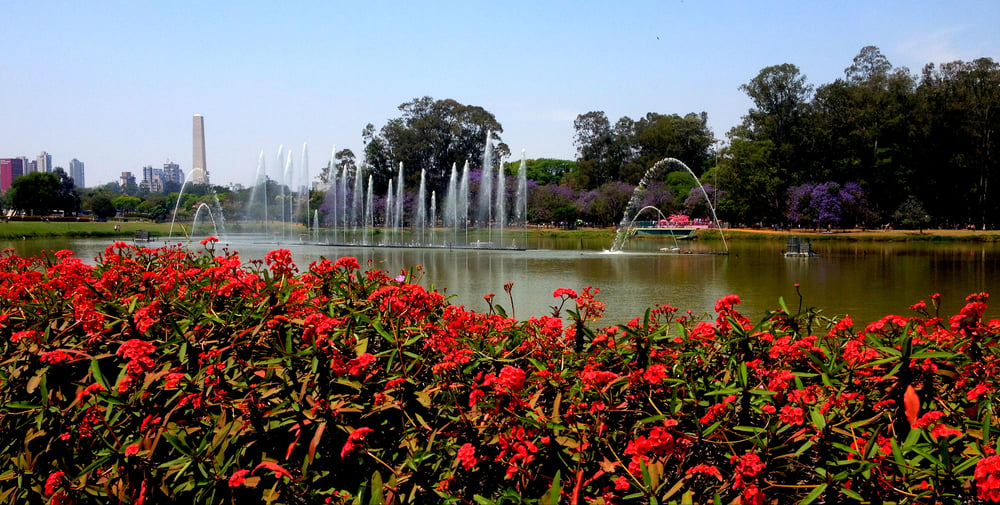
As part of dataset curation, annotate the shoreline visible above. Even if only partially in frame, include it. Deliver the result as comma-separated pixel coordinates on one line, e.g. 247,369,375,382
2,220,1000,243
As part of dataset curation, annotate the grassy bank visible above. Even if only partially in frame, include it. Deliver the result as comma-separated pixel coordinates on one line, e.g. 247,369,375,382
4,220,999,243
0,220,173,239
694,227,1000,243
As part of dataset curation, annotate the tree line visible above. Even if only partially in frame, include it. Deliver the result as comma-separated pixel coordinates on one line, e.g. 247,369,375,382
5,48,997,231
565,46,1000,229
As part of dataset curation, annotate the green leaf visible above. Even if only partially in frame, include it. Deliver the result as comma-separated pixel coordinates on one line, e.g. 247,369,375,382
809,406,826,431
984,409,993,448
545,470,562,505
778,296,790,315
368,471,385,505
800,483,827,505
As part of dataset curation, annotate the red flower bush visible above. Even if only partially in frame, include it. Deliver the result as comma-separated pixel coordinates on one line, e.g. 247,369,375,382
1,244,999,504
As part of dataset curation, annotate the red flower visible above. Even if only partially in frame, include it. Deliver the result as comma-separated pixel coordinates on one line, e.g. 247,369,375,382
347,353,376,376
686,464,723,481
457,443,477,470
643,364,667,384
200,236,218,245
779,405,805,426
614,475,630,491
341,427,374,459
969,383,992,401
40,349,73,364
229,469,250,487
553,287,577,299
124,443,140,457
976,455,1000,501
333,256,360,270
44,471,65,496
495,366,526,393
265,249,298,277
118,339,156,361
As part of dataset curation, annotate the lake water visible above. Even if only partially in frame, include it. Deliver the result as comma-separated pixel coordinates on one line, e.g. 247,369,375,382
3,235,998,326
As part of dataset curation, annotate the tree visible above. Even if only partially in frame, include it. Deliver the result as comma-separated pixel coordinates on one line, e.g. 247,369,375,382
362,97,507,197
714,138,784,226
112,196,142,216
572,111,615,187
6,172,62,215
577,181,634,226
528,183,578,224
319,148,358,186
893,196,931,232
53,167,82,216
629,112,714,180
738,63,813,180
917,57,1000,227
785,182,870,229
90,195,117,220
502,158,576,186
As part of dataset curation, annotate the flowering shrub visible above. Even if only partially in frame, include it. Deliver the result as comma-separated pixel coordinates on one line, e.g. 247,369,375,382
1,243,999,504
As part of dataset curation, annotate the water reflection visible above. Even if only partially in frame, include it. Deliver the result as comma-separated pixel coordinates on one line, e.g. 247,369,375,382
2,236,997,326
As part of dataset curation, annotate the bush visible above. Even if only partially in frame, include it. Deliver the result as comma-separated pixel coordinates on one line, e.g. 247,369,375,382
0,242,997,504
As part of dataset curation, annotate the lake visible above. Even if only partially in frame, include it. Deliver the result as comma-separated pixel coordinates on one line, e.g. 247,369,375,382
3,234,997,326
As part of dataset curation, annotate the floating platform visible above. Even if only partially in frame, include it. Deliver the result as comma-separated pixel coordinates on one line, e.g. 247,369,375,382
784,237,817,257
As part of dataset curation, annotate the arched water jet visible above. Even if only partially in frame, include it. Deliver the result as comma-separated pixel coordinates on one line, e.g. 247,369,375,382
248,151,268,235
624,205,682,251
191,202,222,241
610,157,728,253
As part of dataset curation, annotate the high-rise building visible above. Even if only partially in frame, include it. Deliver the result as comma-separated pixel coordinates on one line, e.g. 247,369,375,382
26,159,37,174
141,165,165,193
162,160,183,187
120,171,136,190
191,114,209,184
69,158,85,188
0,158,24,194
36,151,52,173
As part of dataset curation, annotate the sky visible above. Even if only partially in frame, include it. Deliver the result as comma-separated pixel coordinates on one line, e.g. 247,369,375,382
2,1,998,188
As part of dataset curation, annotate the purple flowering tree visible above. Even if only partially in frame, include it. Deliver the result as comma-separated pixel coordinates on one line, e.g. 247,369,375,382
785,182,870,229
684,183,724,219
578,181,635,226
528,183,579,224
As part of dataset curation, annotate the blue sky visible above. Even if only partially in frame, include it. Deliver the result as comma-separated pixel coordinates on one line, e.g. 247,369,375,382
2,1,997,187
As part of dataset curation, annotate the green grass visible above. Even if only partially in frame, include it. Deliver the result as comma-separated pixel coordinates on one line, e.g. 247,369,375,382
0,220,173,239
4,220,999,243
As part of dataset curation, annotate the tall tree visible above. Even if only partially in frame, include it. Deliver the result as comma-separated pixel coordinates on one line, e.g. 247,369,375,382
574,111,714,189
738,63,813,180
918,58,1000,227
7,172,62,215
53,167,82,215
319,148,358,185
572,111,616,188
363,97,507,197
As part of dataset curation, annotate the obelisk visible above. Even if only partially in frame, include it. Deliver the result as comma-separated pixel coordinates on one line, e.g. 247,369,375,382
191,114,209,184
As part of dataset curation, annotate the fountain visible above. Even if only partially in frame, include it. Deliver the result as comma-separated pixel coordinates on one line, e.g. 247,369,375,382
248,151,268,234
516,150,527,224
191,202,224,241
244,131,526,250
610,157,728,253
168,171,228,242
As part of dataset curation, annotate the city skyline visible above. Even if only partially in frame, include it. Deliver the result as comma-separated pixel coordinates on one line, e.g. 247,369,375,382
1,1,997,188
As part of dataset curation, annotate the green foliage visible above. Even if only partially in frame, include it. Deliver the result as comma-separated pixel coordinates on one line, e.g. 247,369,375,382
6,172,63,215
573,111,713,189
503,158,576,186
724,46,1000,227
90,195,117,220
363,97,508,197
1,245,999,504
894,196,932,230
